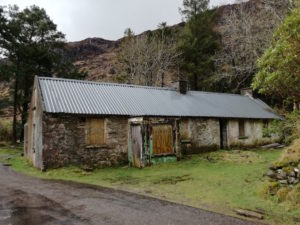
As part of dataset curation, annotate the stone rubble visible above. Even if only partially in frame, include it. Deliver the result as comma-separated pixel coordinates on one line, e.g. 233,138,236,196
266,166,300,185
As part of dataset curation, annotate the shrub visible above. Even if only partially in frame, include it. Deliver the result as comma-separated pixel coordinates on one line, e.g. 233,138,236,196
265,110,300,144
0,119,12,141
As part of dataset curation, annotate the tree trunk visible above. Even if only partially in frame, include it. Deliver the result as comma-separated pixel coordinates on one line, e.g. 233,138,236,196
161,72,165,87
12,78,18,144
20,97,29,142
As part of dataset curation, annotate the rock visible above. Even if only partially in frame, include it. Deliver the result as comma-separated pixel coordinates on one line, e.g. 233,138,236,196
294,168,299,173
288,177,296,184
266,170,277,179
275,145,286,149
289,171,296,177
262,143,281,149
294,179,299,185
279,180,288,185
277,172,287,180
234,209,264,220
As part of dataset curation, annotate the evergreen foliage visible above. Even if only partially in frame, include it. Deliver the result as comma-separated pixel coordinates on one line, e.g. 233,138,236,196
178,0,220,91
0,5,86,142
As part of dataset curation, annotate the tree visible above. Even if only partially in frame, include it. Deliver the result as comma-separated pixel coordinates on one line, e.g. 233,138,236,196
0,5,86,142
179,0,209,21
117,25,181,87
214,0,291,92
252,5,300,109
178,0,220,91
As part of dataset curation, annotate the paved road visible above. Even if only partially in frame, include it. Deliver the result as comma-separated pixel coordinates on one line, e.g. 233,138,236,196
0,164,264,225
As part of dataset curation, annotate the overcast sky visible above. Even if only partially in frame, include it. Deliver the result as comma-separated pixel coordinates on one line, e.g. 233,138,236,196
1,0,236,42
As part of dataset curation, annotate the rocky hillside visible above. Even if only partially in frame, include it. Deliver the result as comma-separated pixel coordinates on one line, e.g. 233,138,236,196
66,38,120,82
66,0,289,85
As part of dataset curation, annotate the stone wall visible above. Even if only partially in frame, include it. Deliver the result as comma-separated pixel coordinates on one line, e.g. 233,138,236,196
42,115,129,170
227,119,278,148
181,118,220,154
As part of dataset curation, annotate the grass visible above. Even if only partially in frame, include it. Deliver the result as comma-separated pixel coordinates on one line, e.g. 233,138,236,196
1,147,300,224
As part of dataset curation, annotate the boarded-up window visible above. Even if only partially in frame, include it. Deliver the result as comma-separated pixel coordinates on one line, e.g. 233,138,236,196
152,125,174,155
86,118,105,146
238,120,245,137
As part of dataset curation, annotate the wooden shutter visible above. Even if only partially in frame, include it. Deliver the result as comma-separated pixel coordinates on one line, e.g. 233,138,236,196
86,118,105,146
152,124,174,155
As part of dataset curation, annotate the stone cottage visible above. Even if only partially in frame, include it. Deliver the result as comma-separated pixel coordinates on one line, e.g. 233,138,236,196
24,76,280,170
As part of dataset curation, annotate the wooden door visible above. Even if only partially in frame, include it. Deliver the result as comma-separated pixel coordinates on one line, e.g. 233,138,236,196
220,119,228,149
152,124,174,155
131,125,143,168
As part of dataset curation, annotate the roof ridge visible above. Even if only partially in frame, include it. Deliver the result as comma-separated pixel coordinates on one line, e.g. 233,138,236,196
188,90,247,97
38,76,174,91
38,76,249,97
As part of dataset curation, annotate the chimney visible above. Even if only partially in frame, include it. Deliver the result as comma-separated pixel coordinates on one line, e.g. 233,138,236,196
172,80,188,94
240,88,253,98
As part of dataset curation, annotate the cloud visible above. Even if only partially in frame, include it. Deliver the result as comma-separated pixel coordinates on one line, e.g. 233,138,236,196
1,0,236,41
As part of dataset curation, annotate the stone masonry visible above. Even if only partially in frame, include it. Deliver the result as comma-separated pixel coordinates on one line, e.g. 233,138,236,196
42,115,129,170
181,118,220,154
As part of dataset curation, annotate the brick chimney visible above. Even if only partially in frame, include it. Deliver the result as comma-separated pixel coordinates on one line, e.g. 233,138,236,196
172,80,188,94
240,88,253,98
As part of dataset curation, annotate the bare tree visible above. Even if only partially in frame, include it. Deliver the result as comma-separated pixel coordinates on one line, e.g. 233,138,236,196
117,28,181,87
214,0,291,91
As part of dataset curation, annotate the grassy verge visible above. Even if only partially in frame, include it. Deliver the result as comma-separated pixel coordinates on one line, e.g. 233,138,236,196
1,147,299,224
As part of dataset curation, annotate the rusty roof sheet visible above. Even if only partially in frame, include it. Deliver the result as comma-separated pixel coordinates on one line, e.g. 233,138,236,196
38,77,281,119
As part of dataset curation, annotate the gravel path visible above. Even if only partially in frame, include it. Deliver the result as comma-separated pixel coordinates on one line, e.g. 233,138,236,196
0,164,265,225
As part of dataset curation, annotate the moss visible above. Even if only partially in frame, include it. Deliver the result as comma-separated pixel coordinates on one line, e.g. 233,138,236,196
264,181,280,196
283,166,294,174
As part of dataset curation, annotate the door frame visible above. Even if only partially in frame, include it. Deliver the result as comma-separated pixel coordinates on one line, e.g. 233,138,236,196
219,119,228,149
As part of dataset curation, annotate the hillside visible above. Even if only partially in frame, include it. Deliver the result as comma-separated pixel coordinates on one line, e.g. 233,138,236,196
65,0,289,85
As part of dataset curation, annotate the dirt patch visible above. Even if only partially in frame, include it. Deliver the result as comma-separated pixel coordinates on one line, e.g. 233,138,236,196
205,150,263,164
104,175,140,185
153,174,192,185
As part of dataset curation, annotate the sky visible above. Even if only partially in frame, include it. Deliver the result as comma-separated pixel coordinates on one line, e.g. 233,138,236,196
1,0,236,42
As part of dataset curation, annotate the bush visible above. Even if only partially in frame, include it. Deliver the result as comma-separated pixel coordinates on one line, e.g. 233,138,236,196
265,110,300,144
0,119,12,141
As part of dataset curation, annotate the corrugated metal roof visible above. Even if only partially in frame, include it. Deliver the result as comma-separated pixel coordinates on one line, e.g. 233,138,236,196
38,77,281,119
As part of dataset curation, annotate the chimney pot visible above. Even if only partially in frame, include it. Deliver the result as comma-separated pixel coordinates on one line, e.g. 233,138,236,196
240,88,253,98
172,80,188,94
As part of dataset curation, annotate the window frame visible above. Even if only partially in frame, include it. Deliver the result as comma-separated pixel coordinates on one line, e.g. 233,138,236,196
238,119,247,139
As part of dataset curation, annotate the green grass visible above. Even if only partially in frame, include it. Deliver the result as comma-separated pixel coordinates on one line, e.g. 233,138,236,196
1,147,299,224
